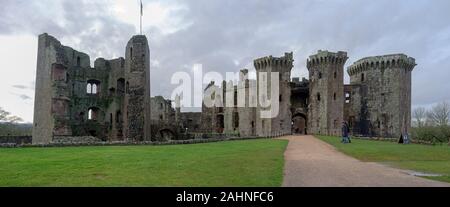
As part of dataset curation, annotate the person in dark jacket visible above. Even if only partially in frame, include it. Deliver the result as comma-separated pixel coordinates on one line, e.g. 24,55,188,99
341,122,350,144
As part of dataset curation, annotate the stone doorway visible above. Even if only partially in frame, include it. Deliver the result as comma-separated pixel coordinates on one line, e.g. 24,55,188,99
292,113,307,135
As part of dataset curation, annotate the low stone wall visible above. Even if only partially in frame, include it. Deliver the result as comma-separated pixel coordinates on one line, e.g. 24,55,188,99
53,136,102,144
0,136,32,145
0,136,278,148
351,136,437,145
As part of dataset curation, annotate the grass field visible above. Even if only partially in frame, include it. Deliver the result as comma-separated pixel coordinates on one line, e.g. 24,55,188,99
317,136,450,183
0,139,288,187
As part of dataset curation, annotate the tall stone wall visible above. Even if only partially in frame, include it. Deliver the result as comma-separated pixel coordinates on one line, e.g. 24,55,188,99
124,35,152,141
33,34,152,144
307,50,348,136
237,72,257,137
347,54,416,138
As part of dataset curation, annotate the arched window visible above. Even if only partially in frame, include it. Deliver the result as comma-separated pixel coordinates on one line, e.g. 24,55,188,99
117,78,125,93
92,84,97,94
86,83,92,94
87,80,101,94
361,73,365,82
88,107,99,121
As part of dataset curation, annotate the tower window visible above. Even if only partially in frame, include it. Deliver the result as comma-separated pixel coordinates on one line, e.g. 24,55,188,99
345,92,351,104
317,93,321,101
334,71,337,79
334,93,336,100
130,47,133,59
318,72,322,79
77,57,81,67
361,73,365,82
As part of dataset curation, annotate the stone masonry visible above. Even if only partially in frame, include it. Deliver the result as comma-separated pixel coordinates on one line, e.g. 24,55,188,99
32,33,417,144
307,50,348,136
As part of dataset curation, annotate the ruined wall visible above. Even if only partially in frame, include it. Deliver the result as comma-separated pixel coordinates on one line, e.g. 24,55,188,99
33,34,151,144
124,35,152,141
237,70,257,137
347,54,416,138
290,78,309,134
201,82,225,133
307,50,348,136
254,52,293,137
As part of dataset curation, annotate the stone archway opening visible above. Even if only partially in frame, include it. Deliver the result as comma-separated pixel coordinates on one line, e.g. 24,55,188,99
292,113,307,135
159,129,175,141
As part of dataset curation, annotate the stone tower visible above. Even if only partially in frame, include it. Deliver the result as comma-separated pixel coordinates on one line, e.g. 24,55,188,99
254,52,294,137
32,34,75,144
347,54,416,138
307,50,348,136
124,35,151,141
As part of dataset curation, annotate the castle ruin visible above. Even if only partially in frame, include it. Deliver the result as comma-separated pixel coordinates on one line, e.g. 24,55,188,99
32,33,416,144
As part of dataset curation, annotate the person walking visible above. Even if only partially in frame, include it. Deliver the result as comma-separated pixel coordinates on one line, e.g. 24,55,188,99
341,122,350,144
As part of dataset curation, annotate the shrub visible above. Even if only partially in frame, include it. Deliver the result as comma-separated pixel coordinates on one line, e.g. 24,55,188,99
411,126,450,144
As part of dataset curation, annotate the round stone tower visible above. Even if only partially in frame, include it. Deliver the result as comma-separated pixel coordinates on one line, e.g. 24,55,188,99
347,54,416,138
307,50,348,136
123,35,151,141
253,52,294,137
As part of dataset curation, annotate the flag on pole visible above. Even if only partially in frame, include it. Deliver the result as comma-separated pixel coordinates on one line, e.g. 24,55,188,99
141,0,143,16
140,0,143,34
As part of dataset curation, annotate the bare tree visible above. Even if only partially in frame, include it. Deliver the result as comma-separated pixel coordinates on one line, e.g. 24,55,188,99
0,107,11,121
0,107,23,123
412,107,427,127
427,101,450,127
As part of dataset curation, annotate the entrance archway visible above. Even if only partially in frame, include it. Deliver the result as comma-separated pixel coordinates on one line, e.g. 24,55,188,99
159,129,175,140
292,113,307,135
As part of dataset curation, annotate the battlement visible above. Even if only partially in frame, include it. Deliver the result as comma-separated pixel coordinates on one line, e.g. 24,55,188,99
253,52,294,70
307,50,348,69
347,54,416,76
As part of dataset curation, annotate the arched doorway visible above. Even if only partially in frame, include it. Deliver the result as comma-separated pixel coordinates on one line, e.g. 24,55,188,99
216,114,224,133
292,113,307,135
159,129,175,141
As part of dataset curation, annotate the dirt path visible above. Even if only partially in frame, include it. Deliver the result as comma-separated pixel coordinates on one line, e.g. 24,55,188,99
281,135,450,187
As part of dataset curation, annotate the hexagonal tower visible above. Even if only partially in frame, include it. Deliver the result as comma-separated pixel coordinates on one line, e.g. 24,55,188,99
347,54,416,138
123,35,151,141
254,52,294,137
307,50,348,136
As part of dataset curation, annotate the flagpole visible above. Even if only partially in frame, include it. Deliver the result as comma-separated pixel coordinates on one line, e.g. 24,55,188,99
140,0,143,35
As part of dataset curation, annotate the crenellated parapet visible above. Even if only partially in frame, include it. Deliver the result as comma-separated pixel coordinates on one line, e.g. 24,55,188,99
347,54,416,76
253,52,294,70
307,50,348,69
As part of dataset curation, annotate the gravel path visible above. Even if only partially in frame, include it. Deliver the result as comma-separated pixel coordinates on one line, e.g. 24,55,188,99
281,135,450,187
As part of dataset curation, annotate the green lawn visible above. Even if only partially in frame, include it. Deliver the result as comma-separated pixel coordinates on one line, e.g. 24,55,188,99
317,136,450,183
0,139,288,187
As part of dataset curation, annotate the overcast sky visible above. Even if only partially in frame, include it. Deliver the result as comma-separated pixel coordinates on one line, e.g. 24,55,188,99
1,0,450,123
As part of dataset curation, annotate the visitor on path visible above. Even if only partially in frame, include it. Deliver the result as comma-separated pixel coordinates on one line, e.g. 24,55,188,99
341,122,350,144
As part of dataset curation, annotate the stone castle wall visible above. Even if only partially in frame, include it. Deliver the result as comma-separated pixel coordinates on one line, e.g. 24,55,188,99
307,50,348,136
346,54,416,138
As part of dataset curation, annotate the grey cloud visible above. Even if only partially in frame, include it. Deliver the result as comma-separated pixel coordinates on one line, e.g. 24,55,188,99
19,94,31,100
12,85,28,90
2,0,450,108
